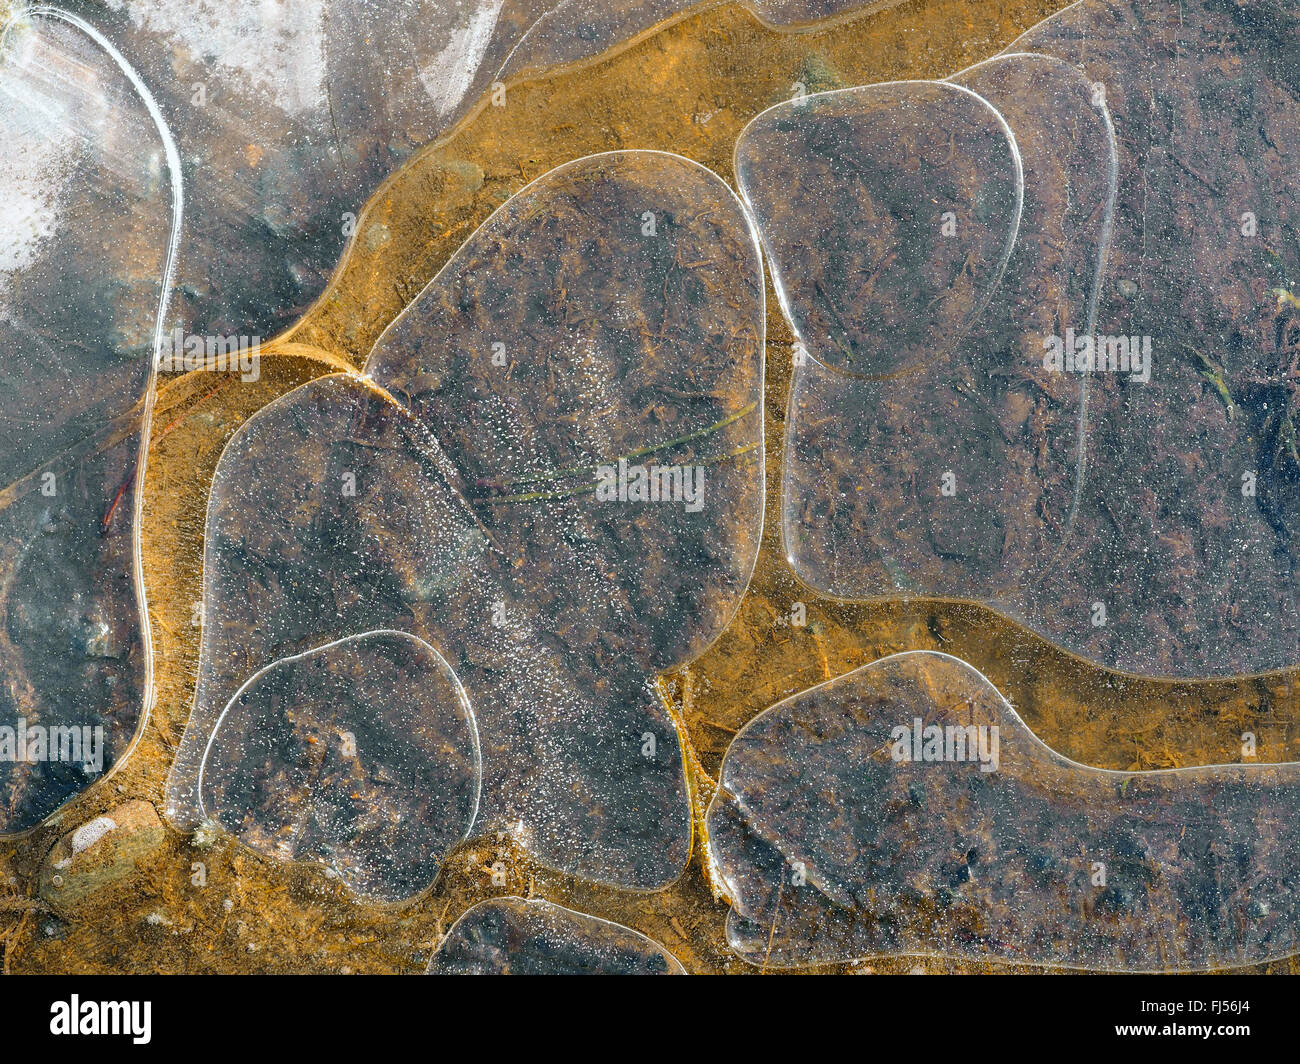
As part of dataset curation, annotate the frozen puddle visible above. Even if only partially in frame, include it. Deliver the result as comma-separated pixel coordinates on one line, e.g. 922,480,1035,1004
773,56,1110,603
18,0,885,343
198,631,480,903
707,651,1300,971
0,9,179,833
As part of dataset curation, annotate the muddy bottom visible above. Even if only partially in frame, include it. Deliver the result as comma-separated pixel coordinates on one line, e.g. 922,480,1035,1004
4,0,1298,975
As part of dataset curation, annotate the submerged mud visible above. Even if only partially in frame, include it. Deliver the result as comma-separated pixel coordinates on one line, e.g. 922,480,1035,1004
5,0,1299,975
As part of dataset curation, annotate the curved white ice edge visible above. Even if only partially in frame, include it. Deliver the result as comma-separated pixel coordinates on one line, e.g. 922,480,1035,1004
731,72,1025,599
948,50,1120,539
286,0,904,363
194,628,484,877
730,77,1025,384
491,0,911,88
729,649,1300,778
0,4,182,836
703,648,1300,937
431,895,687,972
169,148,767,824
362,147,768,613
764,52,1121,588
492,0,675,83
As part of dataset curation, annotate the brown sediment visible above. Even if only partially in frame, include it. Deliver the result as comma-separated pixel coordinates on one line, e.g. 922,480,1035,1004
4,0,1298,975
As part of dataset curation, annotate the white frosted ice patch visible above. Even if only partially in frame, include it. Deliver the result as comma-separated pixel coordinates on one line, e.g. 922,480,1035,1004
103,0,327,115
0,33,79,317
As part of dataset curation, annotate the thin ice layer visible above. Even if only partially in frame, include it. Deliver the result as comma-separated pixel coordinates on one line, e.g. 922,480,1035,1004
39,0,894,342
736,79,1022,377
199,631,479,903
427,897,685,974
174,372,691,890
771,0,1300,678
779,57,1113,599
494,0,907,82
367,149,765,673
1000,0,1300,677
169,151,765,892
707,652,1300,971
0,11,176,832
45,0,554,340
